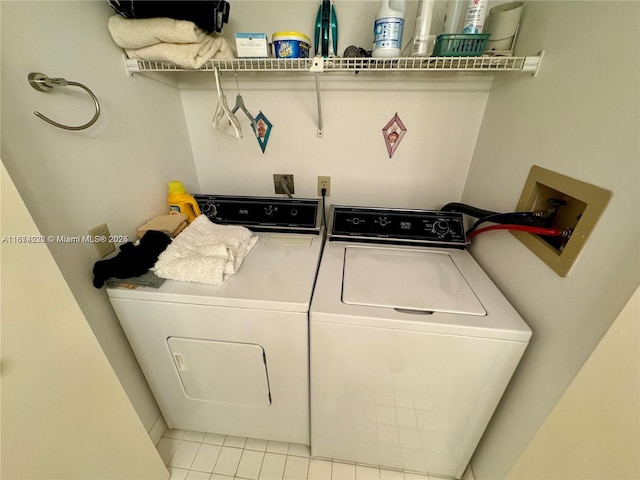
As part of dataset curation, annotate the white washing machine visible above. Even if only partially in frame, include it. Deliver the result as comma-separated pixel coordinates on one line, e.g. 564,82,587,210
310,205,531,478
108,195,324,445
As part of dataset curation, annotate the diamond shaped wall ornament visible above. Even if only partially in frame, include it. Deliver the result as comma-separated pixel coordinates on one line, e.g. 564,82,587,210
382,113,407,158
254,111,272,153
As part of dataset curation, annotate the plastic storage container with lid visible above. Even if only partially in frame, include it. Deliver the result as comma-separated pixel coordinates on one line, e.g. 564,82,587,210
167,181,201,224
273,32,311,58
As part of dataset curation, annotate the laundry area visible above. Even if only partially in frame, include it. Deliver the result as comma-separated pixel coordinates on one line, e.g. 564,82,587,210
1,2,638,480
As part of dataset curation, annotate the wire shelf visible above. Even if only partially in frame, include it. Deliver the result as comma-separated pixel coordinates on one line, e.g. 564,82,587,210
127,58,312,73
125,54,541,75
124,52,543,139
322,56,527,71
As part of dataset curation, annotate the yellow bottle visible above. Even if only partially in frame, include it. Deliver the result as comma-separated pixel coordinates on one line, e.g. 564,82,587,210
167,181,201,224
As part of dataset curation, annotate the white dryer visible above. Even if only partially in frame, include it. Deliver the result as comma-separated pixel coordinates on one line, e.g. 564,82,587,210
108,196,324,445
310,205,531,478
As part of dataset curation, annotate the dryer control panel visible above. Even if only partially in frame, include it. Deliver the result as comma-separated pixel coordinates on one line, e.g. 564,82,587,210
194,194,321,233
328,205,467,248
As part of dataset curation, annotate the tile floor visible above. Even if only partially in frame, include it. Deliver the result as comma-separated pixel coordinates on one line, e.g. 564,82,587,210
157,429,435,480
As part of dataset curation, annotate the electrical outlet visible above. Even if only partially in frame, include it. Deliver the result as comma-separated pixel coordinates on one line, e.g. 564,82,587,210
88,223,116,259
513,166,611,277
273,174,295,195
317,176,331,196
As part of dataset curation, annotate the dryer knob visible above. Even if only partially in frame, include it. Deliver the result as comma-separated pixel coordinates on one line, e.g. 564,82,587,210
200,203,217,216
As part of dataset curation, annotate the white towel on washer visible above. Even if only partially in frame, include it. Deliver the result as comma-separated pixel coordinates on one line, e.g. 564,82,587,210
154,215,258,285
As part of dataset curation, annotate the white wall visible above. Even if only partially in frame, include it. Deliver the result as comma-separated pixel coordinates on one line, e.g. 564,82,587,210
181,0,492,209
183,74,491,207
1,162,169,480
506,287,639,479
462,2,640,478
0,1,198,430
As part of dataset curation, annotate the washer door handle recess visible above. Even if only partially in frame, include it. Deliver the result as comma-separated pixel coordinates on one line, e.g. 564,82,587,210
28,72,100,131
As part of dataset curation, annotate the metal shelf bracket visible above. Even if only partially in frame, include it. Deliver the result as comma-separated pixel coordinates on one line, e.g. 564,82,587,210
522,50,544,76
125,57,139,76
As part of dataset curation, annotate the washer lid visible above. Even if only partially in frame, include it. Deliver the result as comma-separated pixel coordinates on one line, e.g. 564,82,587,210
342,247,486,315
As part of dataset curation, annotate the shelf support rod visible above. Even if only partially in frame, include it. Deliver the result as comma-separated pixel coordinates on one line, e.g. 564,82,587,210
314,73,324,138
310,57,324,138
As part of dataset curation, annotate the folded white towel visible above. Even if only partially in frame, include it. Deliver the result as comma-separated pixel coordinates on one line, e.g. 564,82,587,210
154,215,258,285
108,15,207,49
125,35,235,69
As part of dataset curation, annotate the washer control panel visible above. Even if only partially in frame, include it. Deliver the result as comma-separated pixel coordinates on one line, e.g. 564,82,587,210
194,194,321,233
329,205,466,247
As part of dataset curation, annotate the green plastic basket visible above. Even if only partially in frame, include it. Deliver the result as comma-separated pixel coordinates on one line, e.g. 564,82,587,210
433,34,490,57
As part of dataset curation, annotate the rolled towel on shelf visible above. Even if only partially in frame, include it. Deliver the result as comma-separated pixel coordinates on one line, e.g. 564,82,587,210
124,35,235,69
154,215,258,286
108,15,207,49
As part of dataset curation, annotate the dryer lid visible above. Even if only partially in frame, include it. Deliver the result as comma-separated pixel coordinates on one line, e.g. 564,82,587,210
341,247,486,315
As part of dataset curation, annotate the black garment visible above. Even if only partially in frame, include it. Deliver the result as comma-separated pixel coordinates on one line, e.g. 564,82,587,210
92,230,171,288
108,0,230,33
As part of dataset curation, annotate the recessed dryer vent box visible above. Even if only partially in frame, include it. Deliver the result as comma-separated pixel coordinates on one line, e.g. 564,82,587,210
512,165,611,277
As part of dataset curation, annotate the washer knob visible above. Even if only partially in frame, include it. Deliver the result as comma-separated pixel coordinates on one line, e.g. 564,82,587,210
264,206,274,216
433,219,450,236
378,217,390,227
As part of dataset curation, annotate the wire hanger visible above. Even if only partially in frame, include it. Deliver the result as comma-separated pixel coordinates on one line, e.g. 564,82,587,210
28,72,100,131
212,67,242,139
231,71,259,138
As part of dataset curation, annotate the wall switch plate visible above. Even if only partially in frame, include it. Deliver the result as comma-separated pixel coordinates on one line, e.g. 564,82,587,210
273,174,294,195
88,223,116,259
512,165,612,277
317,176,331,196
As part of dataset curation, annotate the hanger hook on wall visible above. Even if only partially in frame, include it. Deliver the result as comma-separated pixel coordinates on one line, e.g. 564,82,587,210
28,72,101,131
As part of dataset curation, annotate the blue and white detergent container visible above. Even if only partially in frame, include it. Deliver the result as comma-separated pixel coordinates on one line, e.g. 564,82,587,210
372,0,406,58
